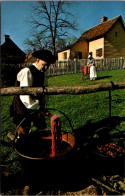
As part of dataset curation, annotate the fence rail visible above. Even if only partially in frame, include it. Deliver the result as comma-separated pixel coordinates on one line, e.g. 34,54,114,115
1,81,125,96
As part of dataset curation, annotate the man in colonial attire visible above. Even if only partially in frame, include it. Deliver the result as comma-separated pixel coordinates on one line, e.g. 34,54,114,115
10,49,55,137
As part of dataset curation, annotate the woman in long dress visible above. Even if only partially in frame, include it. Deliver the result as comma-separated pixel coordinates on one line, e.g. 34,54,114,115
87,53,97,80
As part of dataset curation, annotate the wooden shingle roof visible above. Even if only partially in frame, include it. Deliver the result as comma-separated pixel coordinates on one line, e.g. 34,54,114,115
76,15,125,43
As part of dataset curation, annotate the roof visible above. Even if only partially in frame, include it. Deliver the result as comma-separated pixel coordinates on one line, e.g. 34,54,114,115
1,36,26,56
1,35,26,63
75,15,125,43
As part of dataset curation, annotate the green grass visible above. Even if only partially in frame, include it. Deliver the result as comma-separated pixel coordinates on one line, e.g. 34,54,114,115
1,69,125,177
47,90,125,130
47,69,125,130
48,69,125,86
1,69,125,135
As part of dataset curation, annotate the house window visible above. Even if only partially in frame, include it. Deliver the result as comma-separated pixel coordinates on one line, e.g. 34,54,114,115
63,52,67,60
75,52,82,59
96,48,102,57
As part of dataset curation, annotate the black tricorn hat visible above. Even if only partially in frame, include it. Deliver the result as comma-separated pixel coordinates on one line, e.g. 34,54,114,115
32,49,56,64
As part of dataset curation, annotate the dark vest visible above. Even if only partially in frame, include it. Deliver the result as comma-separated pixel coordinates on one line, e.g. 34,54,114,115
29,65,45,87
29,65,45,102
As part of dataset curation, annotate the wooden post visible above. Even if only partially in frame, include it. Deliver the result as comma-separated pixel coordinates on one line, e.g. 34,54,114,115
74,59,77,74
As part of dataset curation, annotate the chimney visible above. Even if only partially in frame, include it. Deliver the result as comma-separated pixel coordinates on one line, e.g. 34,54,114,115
4,35,10,42
101,16,108,23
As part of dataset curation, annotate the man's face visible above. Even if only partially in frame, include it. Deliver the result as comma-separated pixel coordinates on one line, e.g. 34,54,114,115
37,59,50,72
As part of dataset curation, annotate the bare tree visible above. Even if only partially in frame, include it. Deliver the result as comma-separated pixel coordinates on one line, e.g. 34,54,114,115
25,1,78,56
56,36,78,52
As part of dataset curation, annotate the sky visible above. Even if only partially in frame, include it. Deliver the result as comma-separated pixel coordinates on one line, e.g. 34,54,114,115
1,1,125,53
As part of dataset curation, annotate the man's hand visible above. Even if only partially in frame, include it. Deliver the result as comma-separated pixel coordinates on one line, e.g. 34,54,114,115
40,109,51,117
45,112,51,117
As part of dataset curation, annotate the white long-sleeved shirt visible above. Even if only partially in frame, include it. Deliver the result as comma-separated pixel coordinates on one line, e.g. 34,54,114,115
17,64,40,110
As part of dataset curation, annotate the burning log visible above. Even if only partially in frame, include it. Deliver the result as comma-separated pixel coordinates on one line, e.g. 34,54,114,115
1,81,125,96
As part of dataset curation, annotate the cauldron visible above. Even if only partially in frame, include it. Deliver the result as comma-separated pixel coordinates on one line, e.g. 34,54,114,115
13,109,76,186
15,130,75,160
91,127,125,159
89,127,125,176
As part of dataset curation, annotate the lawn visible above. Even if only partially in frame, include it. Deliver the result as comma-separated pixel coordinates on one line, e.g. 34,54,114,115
48,69,125,86
47,69,125,131
1,69,125,184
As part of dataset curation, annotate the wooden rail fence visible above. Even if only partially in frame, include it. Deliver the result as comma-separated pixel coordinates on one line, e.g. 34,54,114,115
1,81,125,96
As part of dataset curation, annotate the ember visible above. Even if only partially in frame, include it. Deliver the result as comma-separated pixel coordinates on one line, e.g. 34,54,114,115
97,143,125,158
